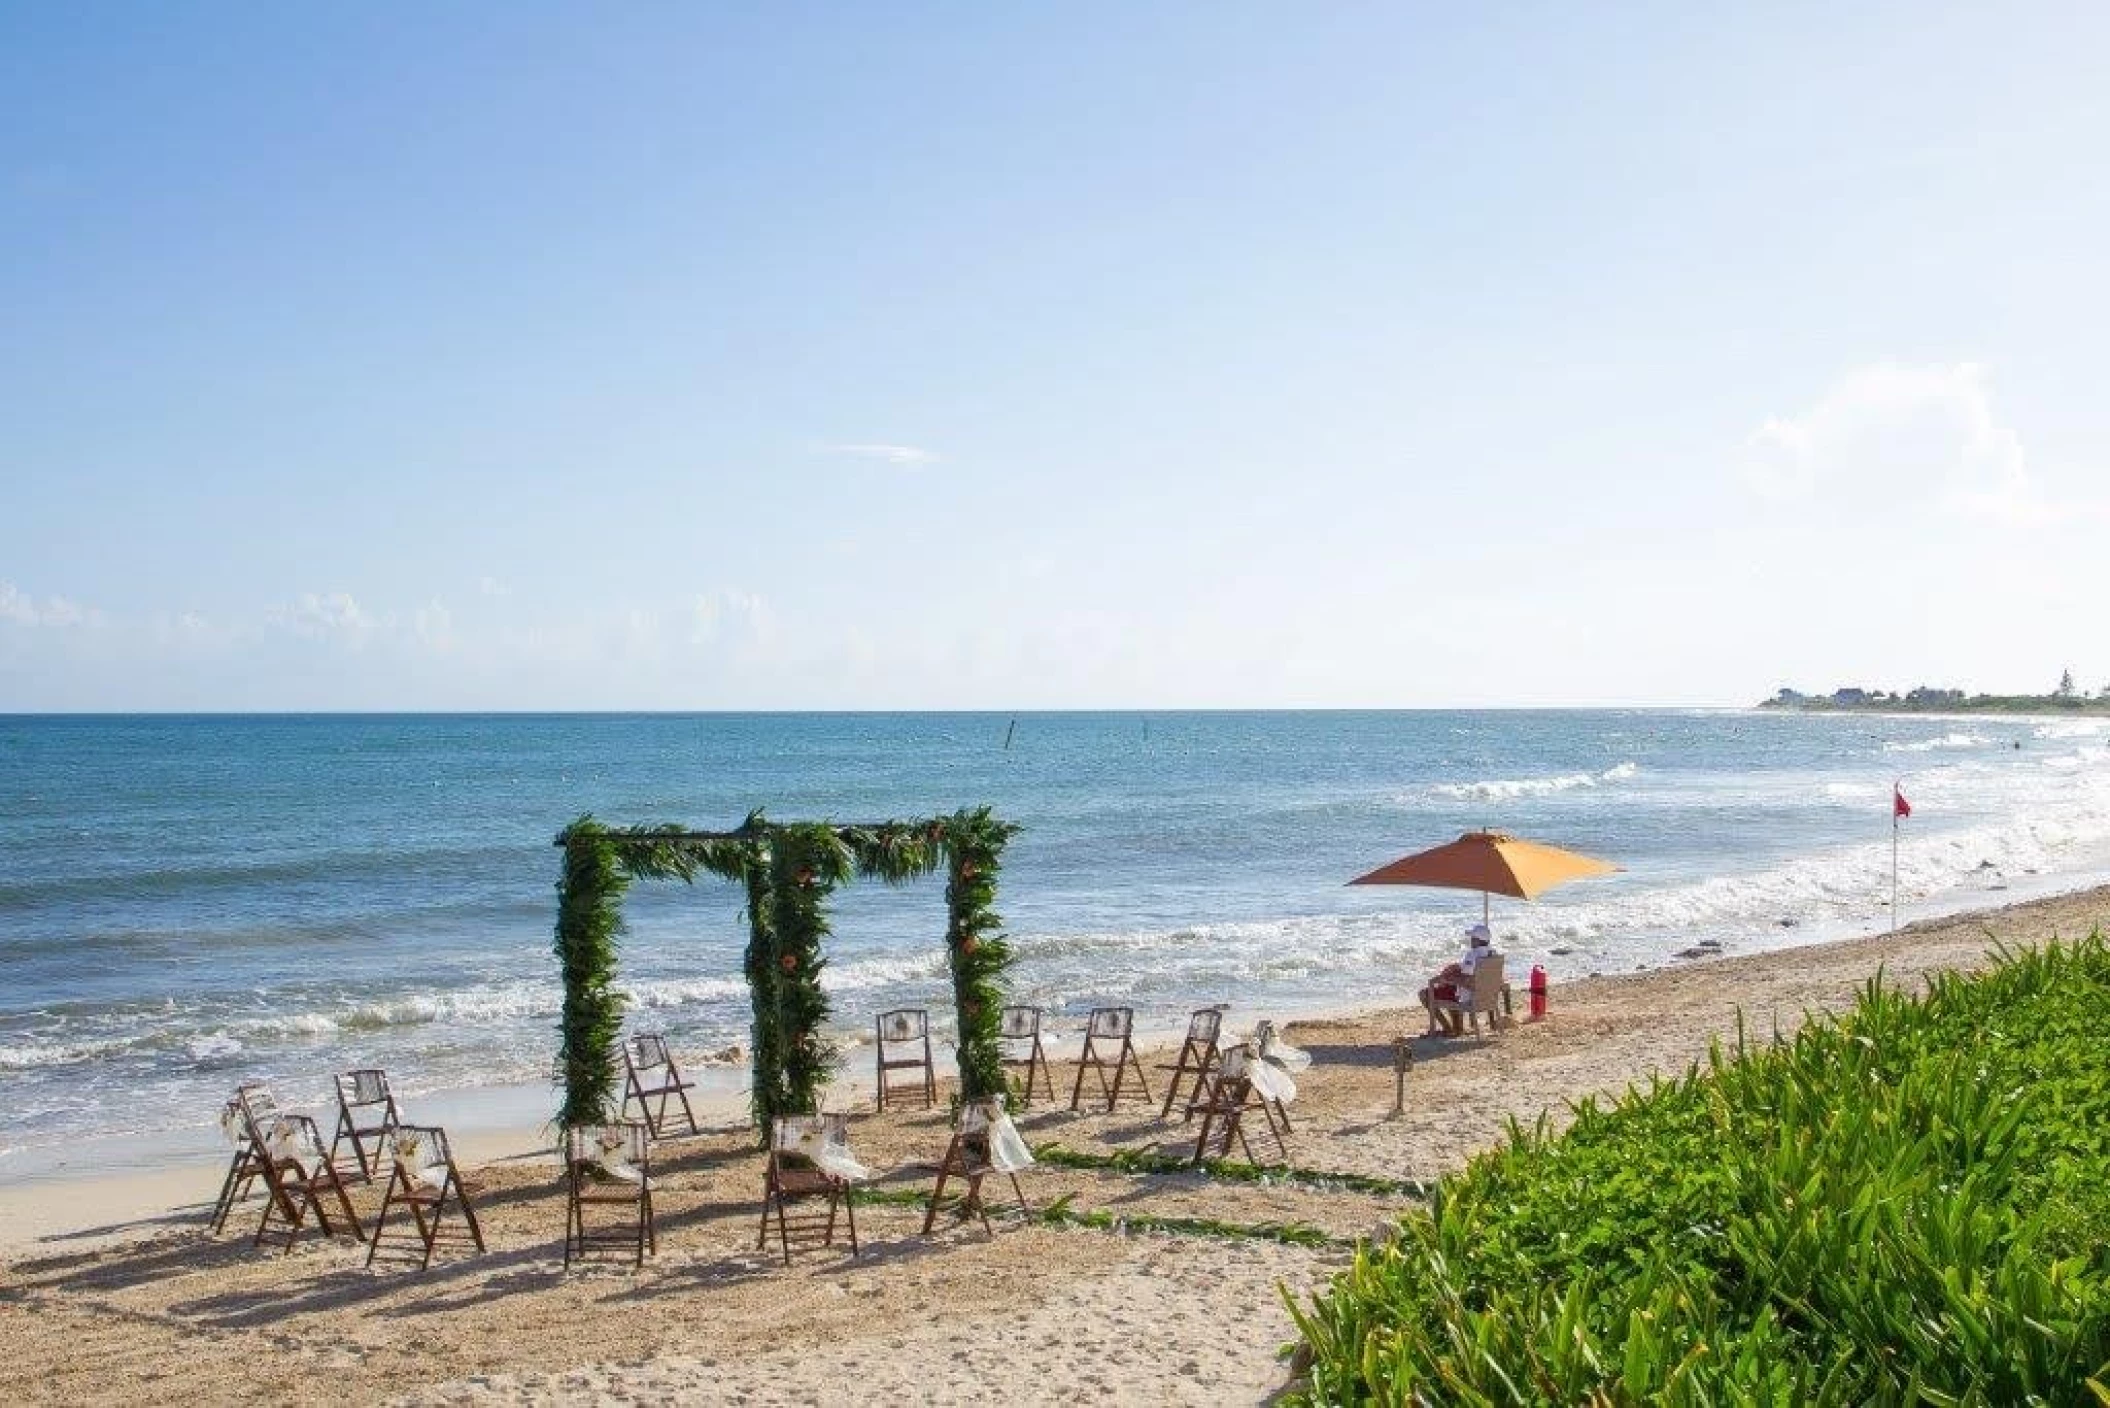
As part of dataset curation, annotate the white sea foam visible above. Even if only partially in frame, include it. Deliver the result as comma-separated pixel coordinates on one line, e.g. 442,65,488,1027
2043,745,2110,773
820,953,950,993
1885,733,1991,753
1431,761,1639,801
624,976,749,1008
0,1037,134,1071
0,1045,75,1071
2035,720,2107,740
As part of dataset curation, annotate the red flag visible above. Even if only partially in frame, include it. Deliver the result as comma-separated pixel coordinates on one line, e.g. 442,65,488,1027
1893,785,1912,819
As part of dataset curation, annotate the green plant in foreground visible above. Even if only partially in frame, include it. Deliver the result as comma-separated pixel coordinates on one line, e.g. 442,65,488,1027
1288,934,2110,1405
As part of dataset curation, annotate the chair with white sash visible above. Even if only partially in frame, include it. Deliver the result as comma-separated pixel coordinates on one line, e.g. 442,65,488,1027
208,1085,271,1233
367,1124,485,1270
922,1096,1034,1237
1251,1019,1311,1135
564,1121,656,1268
759,1113,866,1264
239,1084,365,1253
1188,1044,1287,1168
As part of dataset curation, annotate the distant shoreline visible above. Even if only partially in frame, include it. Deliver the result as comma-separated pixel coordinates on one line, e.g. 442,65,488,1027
1759,695,2110,717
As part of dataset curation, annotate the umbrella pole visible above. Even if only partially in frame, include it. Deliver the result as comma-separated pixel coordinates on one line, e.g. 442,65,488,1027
1483,891,1490,926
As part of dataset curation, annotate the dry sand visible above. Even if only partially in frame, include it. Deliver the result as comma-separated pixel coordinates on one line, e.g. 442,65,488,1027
2,887,2104,1405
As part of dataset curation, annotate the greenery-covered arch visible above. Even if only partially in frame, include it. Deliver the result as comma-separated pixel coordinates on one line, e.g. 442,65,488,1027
552,807,1019,1137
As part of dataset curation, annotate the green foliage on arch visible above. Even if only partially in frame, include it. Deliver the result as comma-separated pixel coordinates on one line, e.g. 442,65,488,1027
940,807,1022,1102
551,807,1019,1140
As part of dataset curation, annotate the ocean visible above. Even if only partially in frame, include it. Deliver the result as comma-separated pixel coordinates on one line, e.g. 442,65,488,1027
4,709,2109,1173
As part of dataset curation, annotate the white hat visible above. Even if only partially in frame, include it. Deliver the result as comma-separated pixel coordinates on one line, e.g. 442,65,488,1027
1467,923,1492,945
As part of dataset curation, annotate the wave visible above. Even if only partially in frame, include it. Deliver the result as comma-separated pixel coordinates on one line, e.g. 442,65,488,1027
2035,720,2108,740
1884,733,1990,753
0,957,941,1075
1431,761,1639,801
2043,745,2110,773
0,1036,137,1071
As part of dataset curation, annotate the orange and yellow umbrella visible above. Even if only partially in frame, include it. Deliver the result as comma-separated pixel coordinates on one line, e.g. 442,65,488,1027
1349,830,1619,923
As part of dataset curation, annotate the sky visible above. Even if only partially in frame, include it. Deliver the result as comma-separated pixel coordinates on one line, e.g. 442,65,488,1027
3,4,2107,711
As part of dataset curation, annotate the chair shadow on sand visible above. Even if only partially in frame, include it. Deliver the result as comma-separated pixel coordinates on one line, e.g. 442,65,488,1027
166,1245,549,1326
1296,1037,1481,1070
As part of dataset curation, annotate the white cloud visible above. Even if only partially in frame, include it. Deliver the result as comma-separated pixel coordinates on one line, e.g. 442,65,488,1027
689,589,774,646
827,442,939,467
412,599,455,653
1740,362,2050,521
0,582,98,628
269,591,375,643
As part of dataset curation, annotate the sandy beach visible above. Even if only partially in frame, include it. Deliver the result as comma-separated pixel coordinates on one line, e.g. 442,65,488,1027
3,885,2105,1406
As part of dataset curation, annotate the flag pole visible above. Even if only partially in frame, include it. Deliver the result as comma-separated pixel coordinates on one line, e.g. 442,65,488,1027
1898,776,1915,928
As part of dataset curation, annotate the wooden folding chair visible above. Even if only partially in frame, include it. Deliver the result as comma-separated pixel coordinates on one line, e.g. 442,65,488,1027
998,1005,1055,1105
874,1008,937,1111
367,1124,485,1270
1068,1006,1151,1112
759,1114,863,1264
1159,1006,1225,1119
207,1086,270,1233
621,1033,700,1138
922,1098,1031,1237
240,1085,365,1253
1188,1045,1287,1168
329,1068,402,1182
564,1122,656,1269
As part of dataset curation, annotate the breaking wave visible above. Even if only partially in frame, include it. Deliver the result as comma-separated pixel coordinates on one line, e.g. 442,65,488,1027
1885,733,1990,753
1432,761,1639,801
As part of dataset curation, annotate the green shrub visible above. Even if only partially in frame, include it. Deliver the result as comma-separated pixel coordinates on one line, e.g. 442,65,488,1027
1288,934,2110,1405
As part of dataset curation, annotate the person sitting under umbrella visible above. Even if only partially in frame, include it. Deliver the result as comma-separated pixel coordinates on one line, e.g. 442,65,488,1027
1419,924,1497,1037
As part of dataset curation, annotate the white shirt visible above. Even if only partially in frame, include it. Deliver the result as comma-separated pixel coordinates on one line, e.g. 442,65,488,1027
1459,944,1493,979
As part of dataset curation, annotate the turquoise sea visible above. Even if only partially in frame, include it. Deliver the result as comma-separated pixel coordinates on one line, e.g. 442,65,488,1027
4,710,2108,1169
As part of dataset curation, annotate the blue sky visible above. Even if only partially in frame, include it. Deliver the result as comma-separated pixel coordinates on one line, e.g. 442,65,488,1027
3,5,2106,709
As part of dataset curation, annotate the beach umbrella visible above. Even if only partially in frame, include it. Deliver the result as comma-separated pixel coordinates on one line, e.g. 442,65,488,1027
1348,830,1619,924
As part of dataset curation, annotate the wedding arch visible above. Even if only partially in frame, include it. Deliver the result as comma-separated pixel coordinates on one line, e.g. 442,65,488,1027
551,808,1019,1138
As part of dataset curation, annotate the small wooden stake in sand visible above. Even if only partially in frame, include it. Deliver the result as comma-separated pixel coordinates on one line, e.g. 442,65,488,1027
1390,1036,1412,1119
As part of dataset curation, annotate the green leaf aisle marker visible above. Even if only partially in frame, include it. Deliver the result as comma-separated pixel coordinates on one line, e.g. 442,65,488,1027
1029,1143,1429,1200
1283,933,2110,1405
847,1185,1348,1249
